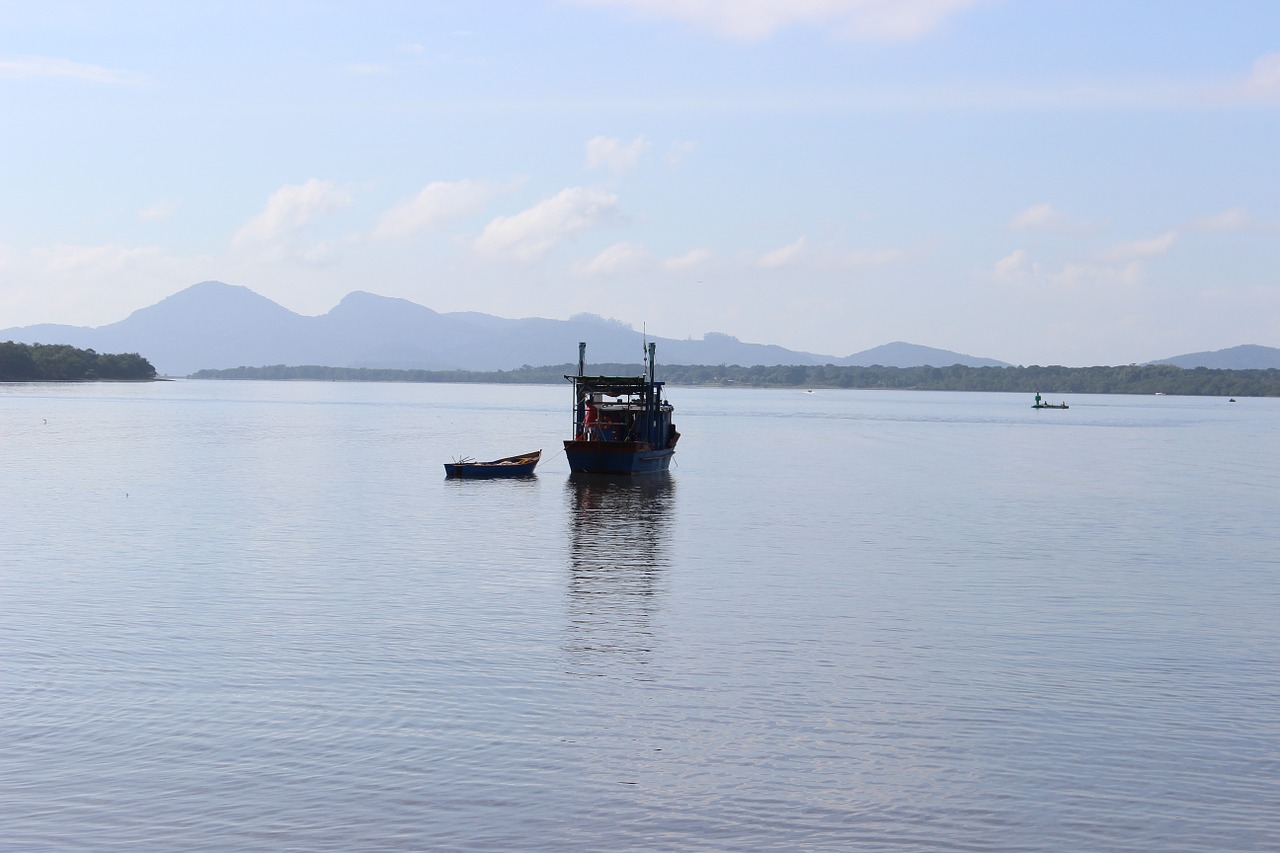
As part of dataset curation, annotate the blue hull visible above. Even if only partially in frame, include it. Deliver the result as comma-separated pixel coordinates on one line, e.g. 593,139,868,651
564,440,673,475
444,450,540,479
444,462,537,478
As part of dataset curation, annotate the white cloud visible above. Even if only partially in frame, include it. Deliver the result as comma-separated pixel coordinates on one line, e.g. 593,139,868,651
233,179,352,247
0,56,140,84
0,242,190,328
1053,261,1141,288
1008,202,1100,235
992,249,1147,290
474,187,621,261
1188,207,1280,235
754,238,903,271
1190,208,1252,233
1244,53,1280,98
838,247,907,269
1010,203,1063,231
373,180,493,240
586,135,652,172
757,236,808,268
34,243,162,275
292,241,343,266
138,200,178,222
994,249,1030,282
0,242,167,322
1002,210,1279,293
574,242,650,276
665,140,698,169
664,248,712,270
1217,53,1280,104
344,63,393,75
570,0,980,42
1097,231,1177,263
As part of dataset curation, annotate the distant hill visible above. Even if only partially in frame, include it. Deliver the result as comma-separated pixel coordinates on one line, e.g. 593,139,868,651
1150,344,1280,370
838,341,1006,368
0,281,1009,376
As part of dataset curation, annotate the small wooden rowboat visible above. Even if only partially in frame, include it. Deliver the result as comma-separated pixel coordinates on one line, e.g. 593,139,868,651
444,450,541,479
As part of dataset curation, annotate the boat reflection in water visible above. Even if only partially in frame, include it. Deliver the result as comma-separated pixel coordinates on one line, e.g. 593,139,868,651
564,473,676,677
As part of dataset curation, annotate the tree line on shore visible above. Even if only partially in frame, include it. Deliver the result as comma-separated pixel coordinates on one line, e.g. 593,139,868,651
190,361,1280,397
0,342,157,381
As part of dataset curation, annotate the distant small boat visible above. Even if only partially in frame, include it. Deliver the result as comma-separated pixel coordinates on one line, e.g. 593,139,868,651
444,450,541,479
1032,392,1069,410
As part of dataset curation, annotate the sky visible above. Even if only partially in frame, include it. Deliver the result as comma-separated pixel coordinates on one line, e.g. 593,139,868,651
1,0,1277,366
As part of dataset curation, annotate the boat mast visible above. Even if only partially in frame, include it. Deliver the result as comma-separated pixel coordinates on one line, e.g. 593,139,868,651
574,341,587,435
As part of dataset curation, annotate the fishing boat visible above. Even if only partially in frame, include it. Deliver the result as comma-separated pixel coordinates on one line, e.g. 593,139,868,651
563,342,679,475
444,450,541,479
1032,392,1069,410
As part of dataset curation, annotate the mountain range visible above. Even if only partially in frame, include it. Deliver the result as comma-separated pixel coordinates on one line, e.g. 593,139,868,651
2,280,1276,376
0,281,1010,376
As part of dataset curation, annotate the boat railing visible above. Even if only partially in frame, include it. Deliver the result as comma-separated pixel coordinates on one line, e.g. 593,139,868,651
580,422,641,442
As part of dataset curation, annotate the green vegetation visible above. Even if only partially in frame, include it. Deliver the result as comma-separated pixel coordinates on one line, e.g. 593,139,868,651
190,361,1280,397
189,364,579,383
0,342,157,381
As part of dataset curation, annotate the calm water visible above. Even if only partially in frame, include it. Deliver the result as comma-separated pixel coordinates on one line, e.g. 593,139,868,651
2,381,1278,852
